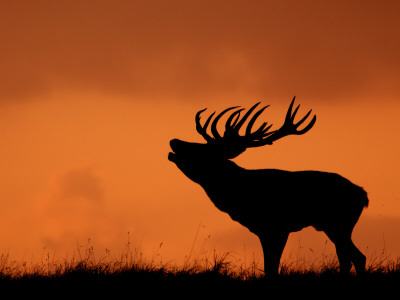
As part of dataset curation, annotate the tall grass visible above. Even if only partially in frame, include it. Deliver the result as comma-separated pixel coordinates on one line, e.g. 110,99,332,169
0,240,399,282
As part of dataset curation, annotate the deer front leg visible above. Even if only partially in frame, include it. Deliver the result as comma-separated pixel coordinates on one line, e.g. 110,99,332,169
259,232,289,277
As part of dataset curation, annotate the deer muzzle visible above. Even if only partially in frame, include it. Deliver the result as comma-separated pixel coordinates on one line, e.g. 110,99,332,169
168,139,181,163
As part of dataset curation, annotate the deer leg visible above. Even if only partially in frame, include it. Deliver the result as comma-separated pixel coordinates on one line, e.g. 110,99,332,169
259,232,289,277
349,240,366,275
324,230,353,275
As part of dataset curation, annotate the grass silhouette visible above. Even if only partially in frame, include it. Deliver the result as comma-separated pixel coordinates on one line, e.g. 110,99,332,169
1,241,399,283
0,244,399,298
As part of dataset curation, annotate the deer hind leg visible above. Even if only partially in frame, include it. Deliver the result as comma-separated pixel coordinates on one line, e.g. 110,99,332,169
259,232,289,277
349,241,366,275
325,229,366,275
324,230,353,275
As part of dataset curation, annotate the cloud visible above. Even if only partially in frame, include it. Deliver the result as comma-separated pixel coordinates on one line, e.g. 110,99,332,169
56,168,104,203
1,1,399,102
31,166,126,254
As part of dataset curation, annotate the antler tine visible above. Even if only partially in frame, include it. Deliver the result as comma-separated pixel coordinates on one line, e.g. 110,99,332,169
251,123,274,139
226,109,244,128
210,106,239,139
224,103,270,140
250,96,316,146
284,96,301,124
245,105,270,136
284,96,316,135
232,102,261,133
296,113,317,134
195,108,215,143
224,108,245,137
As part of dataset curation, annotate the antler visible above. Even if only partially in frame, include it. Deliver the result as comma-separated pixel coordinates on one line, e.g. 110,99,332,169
195,97,316,158
249,96,317,147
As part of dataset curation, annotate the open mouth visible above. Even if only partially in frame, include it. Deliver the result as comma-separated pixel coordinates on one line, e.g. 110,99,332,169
168,151,176,162
168,140,179,162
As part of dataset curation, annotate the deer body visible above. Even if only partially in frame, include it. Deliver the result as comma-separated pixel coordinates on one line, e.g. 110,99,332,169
202,167,367,235
169,98,368,276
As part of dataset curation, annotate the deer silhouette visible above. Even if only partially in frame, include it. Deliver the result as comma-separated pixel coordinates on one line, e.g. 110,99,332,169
168,97,368,276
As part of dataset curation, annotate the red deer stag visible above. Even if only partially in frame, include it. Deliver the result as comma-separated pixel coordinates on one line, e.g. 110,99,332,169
168,97,368,276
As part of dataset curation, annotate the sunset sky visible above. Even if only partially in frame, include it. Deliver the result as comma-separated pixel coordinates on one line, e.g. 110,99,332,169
1,1,399,267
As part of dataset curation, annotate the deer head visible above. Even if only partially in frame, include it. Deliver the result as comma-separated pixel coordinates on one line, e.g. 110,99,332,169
168,97,316,183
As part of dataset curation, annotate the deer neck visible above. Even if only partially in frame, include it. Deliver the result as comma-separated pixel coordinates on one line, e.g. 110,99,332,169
197,159,245,210
200,158,242,182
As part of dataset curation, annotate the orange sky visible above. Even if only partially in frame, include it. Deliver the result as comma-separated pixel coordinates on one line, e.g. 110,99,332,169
1,1,399,267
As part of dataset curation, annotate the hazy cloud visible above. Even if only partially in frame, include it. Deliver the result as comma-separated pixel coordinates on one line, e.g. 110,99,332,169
30,166,127,253
57,167,104,203
1,1,399,102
